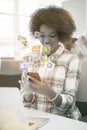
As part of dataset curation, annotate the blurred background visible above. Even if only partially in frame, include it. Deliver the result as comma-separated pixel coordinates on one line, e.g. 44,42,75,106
0,0,86,58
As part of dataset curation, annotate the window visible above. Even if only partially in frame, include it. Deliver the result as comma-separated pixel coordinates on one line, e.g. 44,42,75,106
0,0,62,58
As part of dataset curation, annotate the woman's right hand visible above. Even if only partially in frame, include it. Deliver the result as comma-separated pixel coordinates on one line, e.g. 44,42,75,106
23,91,33,107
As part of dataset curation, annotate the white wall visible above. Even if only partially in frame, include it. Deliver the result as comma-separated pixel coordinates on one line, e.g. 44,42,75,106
62,0,86,37
86,0,87,27
76,60,87,102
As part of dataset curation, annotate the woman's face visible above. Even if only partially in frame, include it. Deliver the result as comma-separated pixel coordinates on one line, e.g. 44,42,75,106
39,25,59,55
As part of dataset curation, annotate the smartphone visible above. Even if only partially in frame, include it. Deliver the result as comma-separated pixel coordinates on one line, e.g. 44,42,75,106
27,72,41,81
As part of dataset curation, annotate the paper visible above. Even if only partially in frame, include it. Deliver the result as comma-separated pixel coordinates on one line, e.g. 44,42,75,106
27,117,50,130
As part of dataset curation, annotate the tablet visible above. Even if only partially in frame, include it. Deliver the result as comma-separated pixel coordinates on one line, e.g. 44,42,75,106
27,117,50,130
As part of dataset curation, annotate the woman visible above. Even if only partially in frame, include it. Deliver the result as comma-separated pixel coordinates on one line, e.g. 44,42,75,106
20,5,81,120
65,28,87,59
72,29,87,59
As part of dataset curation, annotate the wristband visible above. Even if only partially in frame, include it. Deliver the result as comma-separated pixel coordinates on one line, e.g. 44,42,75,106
23,93,35,104
47,92,58,102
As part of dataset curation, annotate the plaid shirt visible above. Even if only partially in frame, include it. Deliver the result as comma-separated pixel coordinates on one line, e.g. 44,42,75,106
21,43,82,120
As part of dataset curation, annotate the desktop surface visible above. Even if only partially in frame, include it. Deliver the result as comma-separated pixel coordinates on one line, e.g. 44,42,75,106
0,87,29,130
25,108,87,130
0,87,87,130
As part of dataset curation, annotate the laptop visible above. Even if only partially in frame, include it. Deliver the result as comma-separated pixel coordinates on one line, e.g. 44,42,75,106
0,87,49,130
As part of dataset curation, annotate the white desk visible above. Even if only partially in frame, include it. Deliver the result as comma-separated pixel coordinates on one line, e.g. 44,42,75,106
24,108,87,130
0,87,87,130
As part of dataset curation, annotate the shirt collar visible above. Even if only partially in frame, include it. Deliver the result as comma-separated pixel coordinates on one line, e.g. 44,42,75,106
49,42,65,63
52,42,65,57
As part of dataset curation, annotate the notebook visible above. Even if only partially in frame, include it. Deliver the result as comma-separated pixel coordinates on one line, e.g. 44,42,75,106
0,87,49,130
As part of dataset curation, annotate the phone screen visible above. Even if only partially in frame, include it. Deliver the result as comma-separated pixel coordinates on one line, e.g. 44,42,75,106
27,72,41,81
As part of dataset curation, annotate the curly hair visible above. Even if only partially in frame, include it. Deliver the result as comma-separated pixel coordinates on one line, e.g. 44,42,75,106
29,5,76,42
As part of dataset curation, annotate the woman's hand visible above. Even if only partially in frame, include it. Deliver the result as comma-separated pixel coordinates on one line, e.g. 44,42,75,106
29,76,56,99
23,91,34,107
